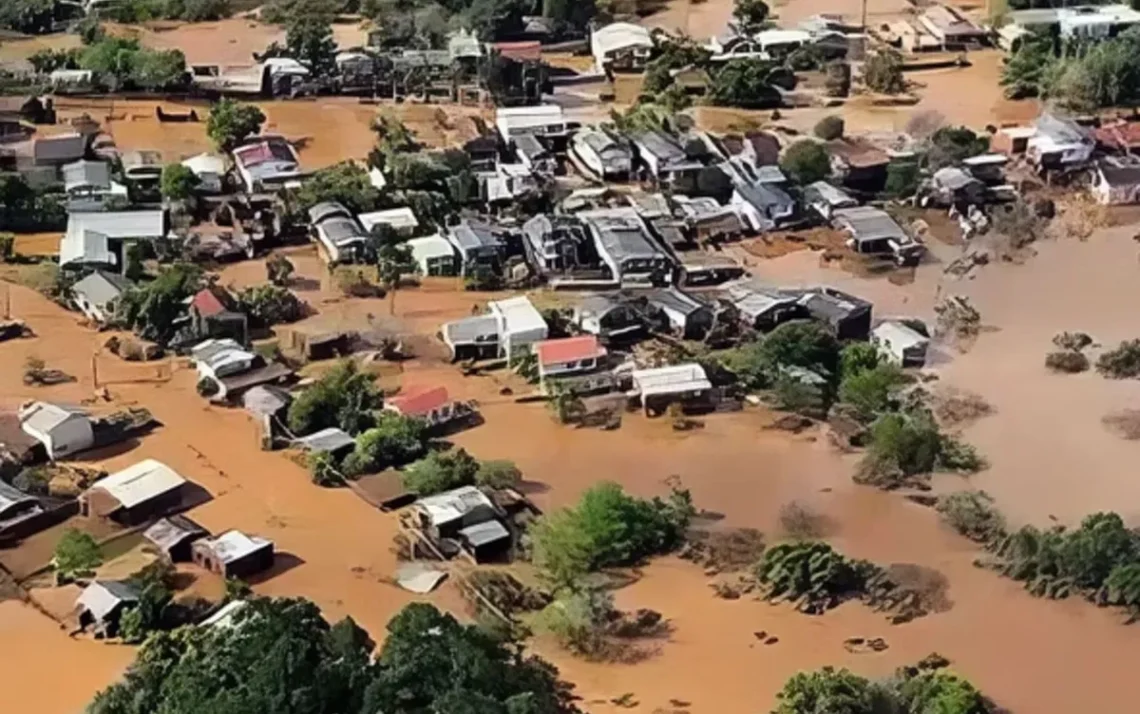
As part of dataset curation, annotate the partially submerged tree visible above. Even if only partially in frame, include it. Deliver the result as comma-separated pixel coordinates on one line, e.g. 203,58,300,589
160,163,200,202
266,253,296,287
863,49,906,95
402,448,480,495
813,115,845,141
754,541,879,614
936,490,1006,544
341,413,428,477
780,140,831,185
285,16,338,76
475,459,523,489
287,360,381,435
206,98,267,152
732,0,770,31
1097,339,1140,379
114,263,204,343
54,529,102,583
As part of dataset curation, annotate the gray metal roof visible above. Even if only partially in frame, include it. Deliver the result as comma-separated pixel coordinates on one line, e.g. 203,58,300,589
295,427,355,454
580,209,663,261
308,201,353,225
77,580,139,621
197,530,273,564
646,286,708,318
443,315,499,345
320,217,366,245
62,160,111,192
513,133,549,158
736,182,795,213
448,220,504,252
459,519,511,548
34,133,86,163
832,206,907,244
71,270,130,308
632,130,686,163
241,384,292,416
143,515,207,552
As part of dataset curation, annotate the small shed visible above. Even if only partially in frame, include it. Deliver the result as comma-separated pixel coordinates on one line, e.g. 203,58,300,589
18,401,94,460
572,294,645,341
192,529,275,579
534,335,607,381
358,207,419,236
76,580,139,636
71,270,130,325
294,427,356,456
82,459,188,525
872,320,930,367
631,363,713,415
143,515,208,562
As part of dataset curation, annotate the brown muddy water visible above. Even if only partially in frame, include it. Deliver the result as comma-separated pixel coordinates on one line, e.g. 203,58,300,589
5,233,1140,713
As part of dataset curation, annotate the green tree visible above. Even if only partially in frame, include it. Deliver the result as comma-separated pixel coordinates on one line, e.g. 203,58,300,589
292,161,383,214
1000,32,1056,99
114,263,204,343
206,98,267,151
475,459,523,489
774,666,882,714
838,362,907,422
883,160,920,199
130,48,187,91
813,115,845,141
762,320,841,378
780,139,831,185
732,0,770,30
839,342,881,380
462,0,528,40
54,529,103,582
286,17,338,76
287,359,381,435
80,36,143,90
755,541,879,613
266,253,295,287
707,57,783,109
340,412,428,476
235,284,306,326
863,49,906,94
530,482,694,588
926,126,988,169
402,448,480,495
160,163,200,202
123,242,146,282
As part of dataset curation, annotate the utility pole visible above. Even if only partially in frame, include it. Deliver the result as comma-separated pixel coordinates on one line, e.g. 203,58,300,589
862,0,869,33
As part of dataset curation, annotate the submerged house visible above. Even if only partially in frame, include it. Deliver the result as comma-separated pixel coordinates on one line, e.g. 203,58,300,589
82,459,188,525
188,286,249,344
60,210,167,269
872,320,930,367
521,214,599,275
406,234,458,276
1091,156,1140,205
827,137,889,190
33,132,88,168
533,334,607,383
642,287,716,339
571,129,633,181
731,181,797,233
232,135,304,192
18,401,94,460
447,220,507,275
76,580,139,637
309,201,367,264
788,287,873,340
572,293,647,342
591,22,654,73
71,270,130,325
722,281,803,332
143,515,208,562
631,363,713,415
191,337,293,403
384,386,474,430
412,485,511,563
495,105,573,151
193,529,275,579
831,206,923,265
0,481,45,542
1027,113,1094,170
441,295,548,361
62,159,127,211
580,207,674,286
630,131,705,190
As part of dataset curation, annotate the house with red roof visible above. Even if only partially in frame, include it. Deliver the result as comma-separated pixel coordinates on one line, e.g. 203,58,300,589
533,335,607,383
384,386,476,430
188,286,248,344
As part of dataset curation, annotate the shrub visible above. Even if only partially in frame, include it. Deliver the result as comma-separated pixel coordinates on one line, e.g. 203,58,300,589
857,410,984,488
863,49,906,94
308,450,343,487
780,140,831,185
1045,350,1090,374
475,460,523,489
936,491,1006,544
160,163,199,202
755,541,879,613
342,413,428,476
884,160,921,199
771,372,827,418
1097,339,1140,378
823,60,851,98
54,529,102,582
530,482,695,588
402,449,480,495
778,501,827,540
287,360,380,436
813,115,845,141
537,587,615,659
1053,331,1093,352
838,362,907,422
235,284,306,326
775,660,995,714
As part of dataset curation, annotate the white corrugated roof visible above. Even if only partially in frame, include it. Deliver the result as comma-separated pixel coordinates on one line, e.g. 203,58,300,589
198,529,272,564
415,485,495,527
182,153,226,175
488,296,548,337
60,229,115,267
19,401,87,434
873,320,929,351
66,210,165,240
358,207,418,231
89,459,186,509
407,234,456,265
632,363,711,397
76,580,138,621
592,22,654,56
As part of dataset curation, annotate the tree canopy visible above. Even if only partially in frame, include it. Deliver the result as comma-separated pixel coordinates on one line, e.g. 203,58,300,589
779,140,831,185
286,16,338,76
340,412,429,477
206,99,267,152
54,529,102,582
402,448,480,495
774,660,994,714
114,263,205,343
287,360,382,436
530,482,695,589
160,163,200,202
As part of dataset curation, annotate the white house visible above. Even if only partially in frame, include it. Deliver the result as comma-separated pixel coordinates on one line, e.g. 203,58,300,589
181,153,227,194
591,22,654,73
19,401,95,460
61,160,128,211
60,210,167,268
358,207,419,237
191,338,258,401
872,320,930,367
488,296,549,358
495,105,570,143
533,335,607,382
71,270,130,324
406,234,458,276
630,363,712,412
570,129,633,180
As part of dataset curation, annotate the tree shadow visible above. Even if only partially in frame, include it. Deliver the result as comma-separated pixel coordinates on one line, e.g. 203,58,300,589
516,479,550,495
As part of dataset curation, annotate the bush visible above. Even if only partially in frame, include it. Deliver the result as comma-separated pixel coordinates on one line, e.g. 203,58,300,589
160,163,200,202
54,529,102,582
288,360,381,436
1045,350,1090,374
235,284,306,326
342,413,428,476
780,140,831,185
857,410,984,488
1097,339,1140,378
530,482,695,589
266,253,295,287
308,450,343,487
813,115,845,141
1053,331,1093,352
755,541,879,613
206,98,266,152
402,449,479,495
771,373,827,418
475,460,523,489
0,232,14,262
537,587,615,659
824,60,851,98
838,362,907,422
863,49,906,94
775,661,996,714
884,161,921,199
936,491,1006,544
778,501,827,540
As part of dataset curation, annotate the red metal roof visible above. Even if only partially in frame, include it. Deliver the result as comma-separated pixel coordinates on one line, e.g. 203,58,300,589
1093,122,1140,150
191,287,229,317
386,386,450,417
494,41,542,62
533,335,604,366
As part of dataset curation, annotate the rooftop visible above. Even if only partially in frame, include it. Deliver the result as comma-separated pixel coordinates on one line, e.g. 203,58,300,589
198,529,273,564
89,459,187,509
459,519,511,548
143,515,207,552
386,386,451,417
0,481,38,519
534,335,605,366
358,207,419,232
592,21,654,56
34,132,86,163
631,363,712,397
488,296,547,336
294,427,356,454
66,210,166,241
62,160,111,191
71,270,130,307
873,320,930,350
76,580,138,621
416,485,496,527
19,401,87,435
